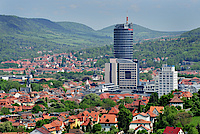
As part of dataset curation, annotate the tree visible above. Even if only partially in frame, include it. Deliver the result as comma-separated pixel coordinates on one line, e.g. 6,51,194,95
102,99,116,110
80,93,102,109
149,92,158,104
36,119,52,128
110,126,119,134
118,97,134,105
1,107,10,115
50,80,63,88
12,103,20,106
49,117,57,122
50,102,66,112
64,100,79,110
177,106,181,110
0,121,13,132
174,112,192,128
86,120,92,132
158,93,173,106
32,105,42,113
188,126,198,134
35,99,48,108
154,106,178,132
117,104,132,133
196,123,200,134
36,120,45,128
92,124,102,133
31,83,43,92
137,130,148,134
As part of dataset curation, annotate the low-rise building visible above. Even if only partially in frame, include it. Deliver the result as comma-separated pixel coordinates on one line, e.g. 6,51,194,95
99,114,118,132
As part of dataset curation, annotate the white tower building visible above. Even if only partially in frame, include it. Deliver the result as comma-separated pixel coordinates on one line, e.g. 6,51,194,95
156,64,178,97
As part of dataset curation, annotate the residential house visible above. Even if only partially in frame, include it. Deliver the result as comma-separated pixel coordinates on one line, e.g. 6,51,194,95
30,127,50,134
169,96,184,109
172,91,193,100
163,126,184,134
67,115,81,129
149,106,164,116
134,124,151,134
69,129,84,134
129,111,157,133
108,107,119,115
42,120,64,134
99,114,118,132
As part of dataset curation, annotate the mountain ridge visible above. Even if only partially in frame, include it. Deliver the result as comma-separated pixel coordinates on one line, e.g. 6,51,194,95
0,15,185,62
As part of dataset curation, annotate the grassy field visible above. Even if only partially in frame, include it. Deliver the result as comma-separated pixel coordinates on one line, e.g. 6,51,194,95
190,116,200,126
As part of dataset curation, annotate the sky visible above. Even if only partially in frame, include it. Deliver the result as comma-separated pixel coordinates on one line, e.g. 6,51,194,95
1,0,200,31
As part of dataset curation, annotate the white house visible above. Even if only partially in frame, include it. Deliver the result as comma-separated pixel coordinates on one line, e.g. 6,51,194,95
99,114,118,132
129,113,153,133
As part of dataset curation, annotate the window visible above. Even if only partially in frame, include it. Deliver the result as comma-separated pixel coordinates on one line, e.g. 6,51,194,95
125,71,131,79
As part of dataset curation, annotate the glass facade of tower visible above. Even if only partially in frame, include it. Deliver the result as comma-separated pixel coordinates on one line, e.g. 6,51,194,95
114,23,133,60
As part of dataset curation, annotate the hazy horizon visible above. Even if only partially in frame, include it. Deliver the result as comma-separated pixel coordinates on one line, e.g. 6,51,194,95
1,0,200,31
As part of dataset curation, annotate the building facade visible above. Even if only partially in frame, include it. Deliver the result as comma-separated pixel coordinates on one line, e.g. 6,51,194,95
156,64,178,97
105,58,138,89
105,17,139,89
114,17,133,60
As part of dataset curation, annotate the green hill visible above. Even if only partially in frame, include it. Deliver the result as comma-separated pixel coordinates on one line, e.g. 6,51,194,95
80,27,200,69
98,24,184,41
0,15,184,62
181,27,200,38
132,27,200,70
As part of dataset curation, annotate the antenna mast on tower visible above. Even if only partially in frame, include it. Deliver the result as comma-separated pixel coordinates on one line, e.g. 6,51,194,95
126,11,128,24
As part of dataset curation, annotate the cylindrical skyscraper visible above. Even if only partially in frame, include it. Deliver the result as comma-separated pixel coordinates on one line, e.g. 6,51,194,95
105,17,139,90
114,17,133,60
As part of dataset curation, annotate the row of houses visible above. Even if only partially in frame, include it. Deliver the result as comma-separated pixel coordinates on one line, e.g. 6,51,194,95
27,105,164,134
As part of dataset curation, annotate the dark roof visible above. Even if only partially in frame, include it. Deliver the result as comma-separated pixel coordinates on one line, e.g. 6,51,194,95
36,127,50,134
163,126,183,134
69,129,84,134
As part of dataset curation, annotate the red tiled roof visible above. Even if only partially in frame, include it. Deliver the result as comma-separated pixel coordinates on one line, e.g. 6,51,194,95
36,127,50,134
108,107,119,115
130,119,151,124
100,114,117,124
149,106,164,114
169,96,183,103
99,108,108,114
163,126,183,134
147,111,158,117
182,92,193,98
81,119,92,126
131,100,147,106
134,124,150,131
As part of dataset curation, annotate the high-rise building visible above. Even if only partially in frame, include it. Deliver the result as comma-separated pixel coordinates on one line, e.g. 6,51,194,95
105,17,139,90
156,64,178,97
114,17,133,60
105,58,138,89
